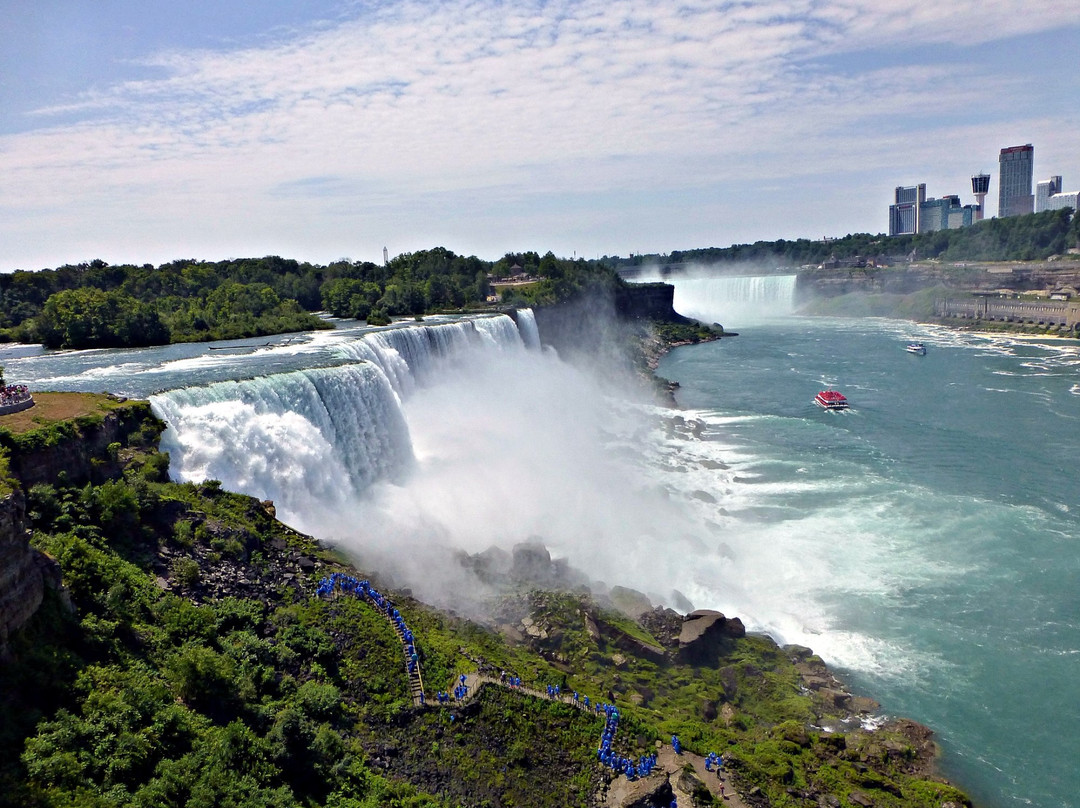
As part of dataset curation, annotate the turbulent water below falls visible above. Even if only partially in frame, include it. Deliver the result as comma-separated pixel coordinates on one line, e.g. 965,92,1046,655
650,273,1078,808
0,298,1076,808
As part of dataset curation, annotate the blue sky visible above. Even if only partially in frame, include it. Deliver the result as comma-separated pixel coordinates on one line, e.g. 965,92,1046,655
2,0,1078,270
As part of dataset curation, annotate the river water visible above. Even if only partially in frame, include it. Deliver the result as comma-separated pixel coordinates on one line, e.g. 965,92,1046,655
655,275,1080,808
1,290,1076,808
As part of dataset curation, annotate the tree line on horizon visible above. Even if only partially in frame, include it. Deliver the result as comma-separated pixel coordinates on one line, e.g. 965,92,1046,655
0,249,618,350
604,207,1079,269
2,207,1075,350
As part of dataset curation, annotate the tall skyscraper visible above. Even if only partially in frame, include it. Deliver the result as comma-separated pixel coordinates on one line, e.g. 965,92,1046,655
998,144,1034,217
889,184,925,235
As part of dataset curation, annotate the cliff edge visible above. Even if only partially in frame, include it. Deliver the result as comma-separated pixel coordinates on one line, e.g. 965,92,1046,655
0,393,161,655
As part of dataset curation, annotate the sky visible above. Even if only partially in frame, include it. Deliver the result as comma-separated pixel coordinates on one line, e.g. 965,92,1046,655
2,0,1078,271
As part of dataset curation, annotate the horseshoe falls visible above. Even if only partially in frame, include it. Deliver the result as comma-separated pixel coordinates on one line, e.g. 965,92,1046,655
639,272,798,324
3,304,1079,808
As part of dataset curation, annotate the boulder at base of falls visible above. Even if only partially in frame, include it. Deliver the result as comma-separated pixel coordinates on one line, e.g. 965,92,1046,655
510,540,554,584
677,609,746,664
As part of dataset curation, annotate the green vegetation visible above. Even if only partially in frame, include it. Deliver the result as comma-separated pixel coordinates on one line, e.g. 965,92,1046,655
898,207,1078,263
651,319,725,344
0,406,971,808
35,288,169,349
0,249,632,350
4,206,1077,348
604,207,1079,269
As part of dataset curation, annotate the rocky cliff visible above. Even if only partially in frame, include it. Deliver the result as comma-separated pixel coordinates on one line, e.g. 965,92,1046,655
0,398,160,654
797,259,1080,302
0,490,43,656
1,399,159,489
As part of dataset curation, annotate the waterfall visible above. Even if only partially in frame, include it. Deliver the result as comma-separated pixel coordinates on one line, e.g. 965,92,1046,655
335,315,527,396
664,274,798,323
515,308,541,350
144,308,745,623
151,314,530,528
152,363,412,520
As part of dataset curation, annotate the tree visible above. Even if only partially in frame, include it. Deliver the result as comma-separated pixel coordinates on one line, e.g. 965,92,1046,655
35,288,168,349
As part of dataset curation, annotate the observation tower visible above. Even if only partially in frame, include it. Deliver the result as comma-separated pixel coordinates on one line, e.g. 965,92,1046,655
971,173,990,221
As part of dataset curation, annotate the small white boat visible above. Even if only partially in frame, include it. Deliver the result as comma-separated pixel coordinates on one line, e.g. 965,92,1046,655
906,342,926,355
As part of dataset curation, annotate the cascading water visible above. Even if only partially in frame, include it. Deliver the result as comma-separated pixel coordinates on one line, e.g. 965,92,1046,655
334,315,525,396
515,309,541,350
153,363,413,522
650,274,798,324
151,313,534,531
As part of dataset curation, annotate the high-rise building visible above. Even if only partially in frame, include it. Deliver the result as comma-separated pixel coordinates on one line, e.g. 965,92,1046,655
1037,176,1080,213
889,184,925,235
998,144,1034,217
1035,176,1061,212
1036,176,1062,212
919,195,979,232
971,173,990,220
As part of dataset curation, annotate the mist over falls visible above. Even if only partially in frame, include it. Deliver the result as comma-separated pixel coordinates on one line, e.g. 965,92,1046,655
152,312,736,616
636,272,798,324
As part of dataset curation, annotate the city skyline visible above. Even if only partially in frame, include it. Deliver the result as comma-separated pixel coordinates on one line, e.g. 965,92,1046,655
2,1,1079,271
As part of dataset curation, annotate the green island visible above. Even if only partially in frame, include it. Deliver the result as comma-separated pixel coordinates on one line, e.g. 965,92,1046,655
0,251,624,349
0,393,972,808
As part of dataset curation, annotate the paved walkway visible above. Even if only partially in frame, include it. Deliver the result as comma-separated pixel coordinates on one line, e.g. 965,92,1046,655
657,746,748,808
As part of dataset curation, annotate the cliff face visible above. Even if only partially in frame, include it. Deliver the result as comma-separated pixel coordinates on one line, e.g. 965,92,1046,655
613,283,682,320
0,400,159,654
532,283,683,356
0,489,62,656
797,260,1080,302
4,403,156,489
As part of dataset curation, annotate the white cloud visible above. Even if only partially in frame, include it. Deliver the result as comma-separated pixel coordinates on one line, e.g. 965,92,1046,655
1,0,1078,268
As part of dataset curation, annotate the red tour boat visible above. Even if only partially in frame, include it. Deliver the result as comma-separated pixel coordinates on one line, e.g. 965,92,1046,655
815,390,849,410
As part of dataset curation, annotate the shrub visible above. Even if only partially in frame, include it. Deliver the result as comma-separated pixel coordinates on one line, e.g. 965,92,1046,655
170,557,200,590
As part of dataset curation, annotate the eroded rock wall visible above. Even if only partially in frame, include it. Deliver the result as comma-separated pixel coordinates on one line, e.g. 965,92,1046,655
0,490,42,655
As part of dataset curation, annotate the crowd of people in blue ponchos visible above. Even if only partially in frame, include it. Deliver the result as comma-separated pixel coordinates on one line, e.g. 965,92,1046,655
597,704,661,782
704,751,724,773
318,573,421,684
435,674,471,703
316,574,727,805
